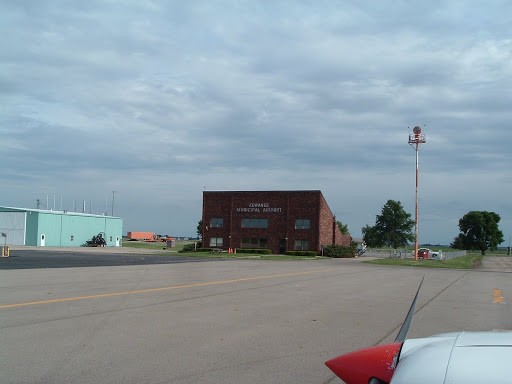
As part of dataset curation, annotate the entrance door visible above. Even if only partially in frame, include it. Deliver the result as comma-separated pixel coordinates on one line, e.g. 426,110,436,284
40,234,46,247
115,236,120,247
279,239,286,254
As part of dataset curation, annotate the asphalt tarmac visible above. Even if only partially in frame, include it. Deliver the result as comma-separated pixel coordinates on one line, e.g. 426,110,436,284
2,249,511,384
0,248,221,269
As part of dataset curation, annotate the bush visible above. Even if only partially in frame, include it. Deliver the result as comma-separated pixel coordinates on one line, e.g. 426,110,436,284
178,243,206,252
323,245,357,258
285,251,318,257
235,248,272,255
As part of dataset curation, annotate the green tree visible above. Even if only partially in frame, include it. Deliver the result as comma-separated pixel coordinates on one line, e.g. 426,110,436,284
197,219,203,239
450,234,465,249
336,220,349,234
362,200,414,248
454,211,504,255
361,224,378,246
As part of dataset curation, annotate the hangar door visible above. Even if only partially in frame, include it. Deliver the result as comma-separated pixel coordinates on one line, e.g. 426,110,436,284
0,212,26,245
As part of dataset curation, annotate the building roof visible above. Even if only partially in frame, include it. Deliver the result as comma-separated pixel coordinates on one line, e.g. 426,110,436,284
0,206,121,219
203,190,323,194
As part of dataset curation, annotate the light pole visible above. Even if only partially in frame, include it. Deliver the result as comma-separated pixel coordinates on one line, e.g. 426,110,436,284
111,190,116,216
408,126,426,260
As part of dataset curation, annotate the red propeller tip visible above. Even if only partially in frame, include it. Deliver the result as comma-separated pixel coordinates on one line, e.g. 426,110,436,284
325,342,403,384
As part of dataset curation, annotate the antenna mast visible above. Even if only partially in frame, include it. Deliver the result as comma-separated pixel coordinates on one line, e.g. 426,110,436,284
408,126,426,260
111,190,116,216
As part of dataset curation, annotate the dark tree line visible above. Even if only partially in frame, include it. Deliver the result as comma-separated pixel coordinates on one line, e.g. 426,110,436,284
362,201,504,254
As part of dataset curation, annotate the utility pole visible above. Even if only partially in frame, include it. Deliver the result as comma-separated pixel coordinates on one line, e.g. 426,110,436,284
111,190,116,216
408,126,426,260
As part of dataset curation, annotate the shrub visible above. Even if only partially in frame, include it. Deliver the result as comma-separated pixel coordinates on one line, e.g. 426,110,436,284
178,243,208,252
285,251,318,257
323,245,357,258
235,248,272,255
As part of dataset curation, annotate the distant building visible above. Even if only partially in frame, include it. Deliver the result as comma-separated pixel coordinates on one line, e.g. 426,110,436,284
202,190,349,254
126,231,155,241
0,206,123,247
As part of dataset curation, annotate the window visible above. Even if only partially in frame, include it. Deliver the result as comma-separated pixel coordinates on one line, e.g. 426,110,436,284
110,236,113,242
241,238,268,248
241,218,268,228
70,235,74,241
294,240,310,250
209,237,223,247
210,217,224,228
295,219,310,229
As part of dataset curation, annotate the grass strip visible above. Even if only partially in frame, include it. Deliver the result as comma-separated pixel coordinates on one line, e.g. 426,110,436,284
365,254,483,269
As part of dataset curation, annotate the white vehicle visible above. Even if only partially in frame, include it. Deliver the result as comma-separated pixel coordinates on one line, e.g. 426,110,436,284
418,248,444,260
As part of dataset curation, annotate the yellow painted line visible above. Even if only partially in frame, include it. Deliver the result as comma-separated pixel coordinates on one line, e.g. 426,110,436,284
493,288,505,304
0,269,331,310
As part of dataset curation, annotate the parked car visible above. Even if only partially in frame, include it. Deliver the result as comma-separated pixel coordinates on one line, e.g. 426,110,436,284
418,248,444,260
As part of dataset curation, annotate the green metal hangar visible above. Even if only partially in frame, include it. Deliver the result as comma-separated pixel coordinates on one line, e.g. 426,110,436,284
202,190,350,254
0,206,123,247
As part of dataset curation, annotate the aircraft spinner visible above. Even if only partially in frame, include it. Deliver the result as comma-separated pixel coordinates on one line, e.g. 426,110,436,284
325,277,512,383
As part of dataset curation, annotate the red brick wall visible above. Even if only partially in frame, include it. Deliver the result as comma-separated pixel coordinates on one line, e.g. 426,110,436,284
318,194,350,248
202,191,349,254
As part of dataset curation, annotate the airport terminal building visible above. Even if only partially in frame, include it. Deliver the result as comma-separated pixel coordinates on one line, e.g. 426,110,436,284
202,190,349,254
0,206,123,247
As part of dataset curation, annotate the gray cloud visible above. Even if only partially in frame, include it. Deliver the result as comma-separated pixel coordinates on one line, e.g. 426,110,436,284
1,1,511,243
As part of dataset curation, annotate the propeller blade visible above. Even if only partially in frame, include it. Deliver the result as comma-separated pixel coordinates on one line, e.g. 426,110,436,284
325,342,402,384
394,276,424,342
325,276,425,383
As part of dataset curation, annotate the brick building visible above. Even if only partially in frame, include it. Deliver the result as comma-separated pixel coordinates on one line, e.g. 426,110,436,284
202,190,350,254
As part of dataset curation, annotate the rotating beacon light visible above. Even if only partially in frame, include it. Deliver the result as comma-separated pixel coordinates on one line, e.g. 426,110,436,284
408,126,426,260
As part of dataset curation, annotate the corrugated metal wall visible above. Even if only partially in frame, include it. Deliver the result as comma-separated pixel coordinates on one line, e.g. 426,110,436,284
59,214,106,246
38,212,123,246
0,211,26,245
37,212,62,246
1,207,123,247
25,211,39,245
105,218,123,246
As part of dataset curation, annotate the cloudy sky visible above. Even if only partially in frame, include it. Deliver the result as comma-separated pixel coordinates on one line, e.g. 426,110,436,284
1,1,511,245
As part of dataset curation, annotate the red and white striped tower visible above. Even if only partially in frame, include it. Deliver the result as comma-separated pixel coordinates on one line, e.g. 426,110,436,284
408,126,426,260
